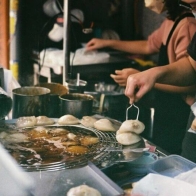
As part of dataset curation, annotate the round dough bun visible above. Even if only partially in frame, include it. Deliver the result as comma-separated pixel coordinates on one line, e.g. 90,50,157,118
94,119,116,132
67,185,101,196
118,119,145,134
80,116,97,128
116,131,142,145
58,114,80,125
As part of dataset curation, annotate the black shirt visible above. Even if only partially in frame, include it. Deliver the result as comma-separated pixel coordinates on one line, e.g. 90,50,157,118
187,32,196,61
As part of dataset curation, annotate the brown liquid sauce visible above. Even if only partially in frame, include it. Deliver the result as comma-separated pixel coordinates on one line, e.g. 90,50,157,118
0,126,99,166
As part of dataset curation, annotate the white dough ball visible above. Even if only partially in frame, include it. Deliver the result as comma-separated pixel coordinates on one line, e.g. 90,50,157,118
119,119,145,134
16,116,37,128
116,132,141,145
36,116,55,125
94,119,116,132
67,185,101,196
58,114,80,125
80,116,97,128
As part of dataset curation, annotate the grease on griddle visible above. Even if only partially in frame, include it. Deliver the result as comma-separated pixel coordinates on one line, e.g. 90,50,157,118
0,126,99,165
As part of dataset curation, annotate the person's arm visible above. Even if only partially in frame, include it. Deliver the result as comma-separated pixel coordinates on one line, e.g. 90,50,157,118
125,56,196,103
85,38,152,55
110,67,196,94
154,83,196,93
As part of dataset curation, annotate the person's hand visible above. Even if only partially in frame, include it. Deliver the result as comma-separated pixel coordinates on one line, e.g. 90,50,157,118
110,68,140,86
125,69,156,103
183,94,196,106
85,38,108,51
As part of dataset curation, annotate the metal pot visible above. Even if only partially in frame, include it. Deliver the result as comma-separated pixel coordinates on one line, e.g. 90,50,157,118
12,87,51,118
85,91,129,121
35,83,68,118
59,93,93,118
67,79,87,93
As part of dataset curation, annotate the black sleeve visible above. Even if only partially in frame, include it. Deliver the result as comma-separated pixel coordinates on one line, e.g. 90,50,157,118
187,32,196,61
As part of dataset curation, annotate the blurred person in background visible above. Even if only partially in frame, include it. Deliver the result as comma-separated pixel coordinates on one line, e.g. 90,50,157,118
86,0,196,154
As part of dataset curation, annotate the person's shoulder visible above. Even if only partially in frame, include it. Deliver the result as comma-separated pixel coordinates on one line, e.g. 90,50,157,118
180,16,196,25
160,18,173,25
158,18,174,30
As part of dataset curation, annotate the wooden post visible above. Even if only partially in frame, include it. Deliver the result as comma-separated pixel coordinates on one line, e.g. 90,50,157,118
0,0,9,69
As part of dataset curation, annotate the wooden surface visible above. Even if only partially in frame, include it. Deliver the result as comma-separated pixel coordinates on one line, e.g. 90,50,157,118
0,0,9,68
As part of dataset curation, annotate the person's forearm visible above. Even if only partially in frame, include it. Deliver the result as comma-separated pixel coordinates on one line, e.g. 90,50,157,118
154,83,196,94
107,40,151,55
154,57,196,86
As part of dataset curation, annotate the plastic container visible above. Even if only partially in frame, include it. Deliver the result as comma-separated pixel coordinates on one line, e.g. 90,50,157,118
149,155,196,177
125,152,158,175
0,144,34,196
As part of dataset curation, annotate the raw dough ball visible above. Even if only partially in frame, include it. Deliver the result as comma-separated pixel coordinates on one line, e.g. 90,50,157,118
67,185,101,196
94,119,116,132
116,131,141,145
36,116,55,125
16,116,37,128
118,119,145,134
80,116,97,128
58,115,80,125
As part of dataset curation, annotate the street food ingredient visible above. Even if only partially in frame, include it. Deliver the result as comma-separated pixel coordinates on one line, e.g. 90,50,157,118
58,114,80,125
94,119,116,132
65,145,89,155
80,136,99,146
16,116,37,128
36,116,55,125
116,131,141,145
0,126,99,165
67,185,101,196
80,116,97,128
118,119,145,134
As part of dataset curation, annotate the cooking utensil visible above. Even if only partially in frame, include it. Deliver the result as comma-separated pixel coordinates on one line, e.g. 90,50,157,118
126,104,140,120
67,79,87,93
59,93,93,118
105,147,149,153
12,87,51,118
35,82,68,118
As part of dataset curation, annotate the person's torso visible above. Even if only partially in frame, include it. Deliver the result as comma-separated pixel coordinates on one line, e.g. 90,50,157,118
148,16,196,63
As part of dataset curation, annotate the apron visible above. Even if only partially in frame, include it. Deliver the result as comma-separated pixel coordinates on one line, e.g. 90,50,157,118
151,13,193,154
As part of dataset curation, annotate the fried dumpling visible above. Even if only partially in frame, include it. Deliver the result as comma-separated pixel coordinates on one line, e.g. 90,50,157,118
67,185,101,196
58,115,80,125
16,116,37,128
80,116,97,128
36,116,55,126
94,119,116,132
65,145,88,155
80,136,99,146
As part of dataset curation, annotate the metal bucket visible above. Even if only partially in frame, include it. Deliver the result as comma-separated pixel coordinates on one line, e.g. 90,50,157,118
35,83,68,118
12,87,51,118
59,93,93,118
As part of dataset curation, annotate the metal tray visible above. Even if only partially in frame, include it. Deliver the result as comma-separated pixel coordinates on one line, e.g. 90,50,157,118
29,162,124,196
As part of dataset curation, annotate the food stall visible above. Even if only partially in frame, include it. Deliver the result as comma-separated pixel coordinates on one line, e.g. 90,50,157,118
0,72,195,195
1,0,196,195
